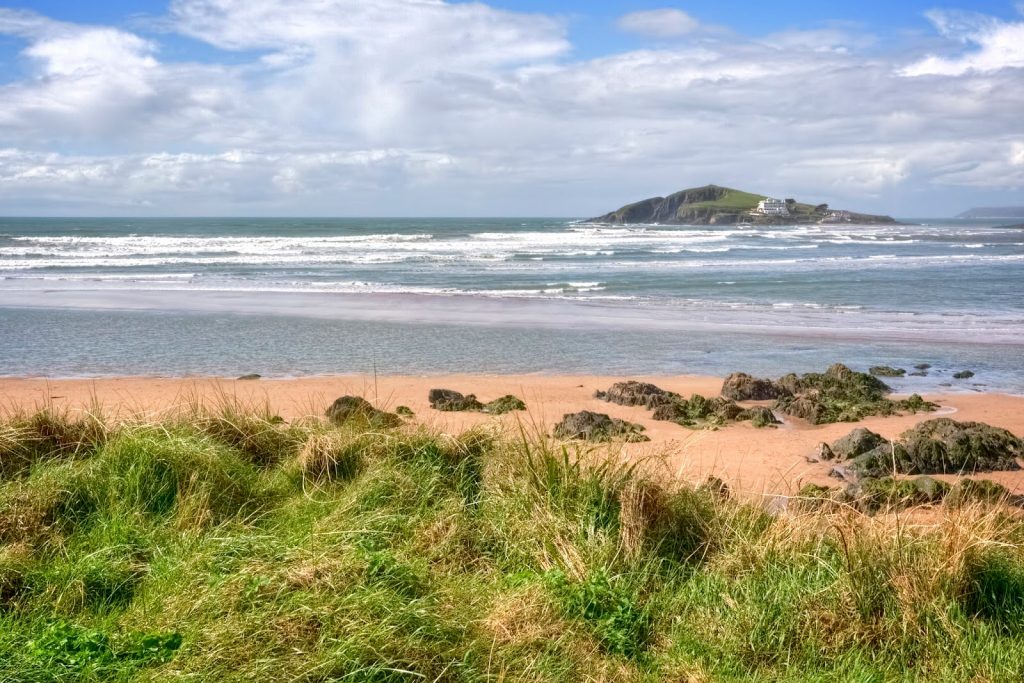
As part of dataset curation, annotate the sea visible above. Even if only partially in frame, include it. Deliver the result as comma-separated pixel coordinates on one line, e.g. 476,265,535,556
1,217,1022,392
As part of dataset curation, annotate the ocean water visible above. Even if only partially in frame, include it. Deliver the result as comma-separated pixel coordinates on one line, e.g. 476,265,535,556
0,217,1022,390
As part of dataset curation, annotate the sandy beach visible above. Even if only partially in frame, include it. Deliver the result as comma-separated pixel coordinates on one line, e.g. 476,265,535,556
5,374,1023,498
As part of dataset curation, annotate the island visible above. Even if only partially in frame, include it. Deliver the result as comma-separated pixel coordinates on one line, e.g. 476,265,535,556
587,184,897,225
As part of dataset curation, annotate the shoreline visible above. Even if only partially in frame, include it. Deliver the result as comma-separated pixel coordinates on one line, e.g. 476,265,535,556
3,289,1024,346
5,373,1024,497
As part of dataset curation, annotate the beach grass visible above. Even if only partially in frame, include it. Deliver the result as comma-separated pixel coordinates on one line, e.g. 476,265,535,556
2,403,1024,681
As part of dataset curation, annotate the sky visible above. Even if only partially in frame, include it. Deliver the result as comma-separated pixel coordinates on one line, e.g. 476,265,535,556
0,1,1022,217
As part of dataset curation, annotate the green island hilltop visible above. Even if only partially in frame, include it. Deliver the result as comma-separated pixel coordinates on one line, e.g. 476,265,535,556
588,184,897,225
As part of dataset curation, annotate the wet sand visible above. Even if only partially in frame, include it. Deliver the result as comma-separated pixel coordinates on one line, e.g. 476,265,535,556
3,374,1023,498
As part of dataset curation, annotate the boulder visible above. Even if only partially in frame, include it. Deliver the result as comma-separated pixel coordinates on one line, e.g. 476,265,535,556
914,363,932,370
856,476,950,512
484,395,527,414
595,381,674,408
869,366,906,377
428,389,485,412
898,418,1022,474
830,427,889,459
651,394,745,428
721,372,789,401
845,443,910,479
944,479,1012,507
776,395,828,424
911,475,949,501
738,406,779,428
839,419,1023,479
817,442,836,461
395,406,415,417
770,364,932,425
553,411,649,443
325,396,403,428
953,370,975,379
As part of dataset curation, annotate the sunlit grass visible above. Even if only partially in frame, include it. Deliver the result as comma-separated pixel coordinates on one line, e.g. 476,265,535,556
1,401,1023,681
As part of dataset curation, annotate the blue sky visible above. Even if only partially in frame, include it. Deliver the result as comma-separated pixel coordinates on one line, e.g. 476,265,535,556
0,1,1022,216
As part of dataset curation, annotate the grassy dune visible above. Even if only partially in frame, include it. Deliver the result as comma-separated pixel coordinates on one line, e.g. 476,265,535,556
2,403,1024,681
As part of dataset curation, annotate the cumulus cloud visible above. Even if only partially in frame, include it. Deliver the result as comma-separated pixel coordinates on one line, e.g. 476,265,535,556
0,1,1021,214
616,8,700,38
902,10,1024,76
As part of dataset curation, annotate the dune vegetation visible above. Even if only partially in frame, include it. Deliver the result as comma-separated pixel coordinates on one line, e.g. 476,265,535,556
2,401,1024,682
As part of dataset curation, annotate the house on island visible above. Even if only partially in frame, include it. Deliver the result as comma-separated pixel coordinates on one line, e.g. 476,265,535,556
752,197,789,216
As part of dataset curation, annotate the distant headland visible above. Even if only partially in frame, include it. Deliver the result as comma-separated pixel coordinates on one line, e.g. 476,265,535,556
956,207,1024,220
587,184,897,225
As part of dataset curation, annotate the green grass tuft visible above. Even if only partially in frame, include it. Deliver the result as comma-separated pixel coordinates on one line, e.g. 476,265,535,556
1,407,1023,681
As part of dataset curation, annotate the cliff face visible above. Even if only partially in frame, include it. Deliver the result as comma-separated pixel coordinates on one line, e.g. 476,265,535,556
589,185,897,225
593,186,742,224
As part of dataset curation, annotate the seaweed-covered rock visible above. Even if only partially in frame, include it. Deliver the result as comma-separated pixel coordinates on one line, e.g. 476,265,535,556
845,444,910,479
776,395,829,424
721,372,790,401
953,370,975,379
484,395,527,414
395,406,415,417
765,364,936,425
830,427,889,460
894,394,939,414
595,381,674,408
914,363,932,371
738,406,779,428
791,483,849,512
912,475,949,500
870,366,906,377
553,411,649,443
898,419,1022,474
837,419,1022,479
944,478,1012,507
651,394,744,428
856,476,950,512
428,389,485,412
326,396,403,428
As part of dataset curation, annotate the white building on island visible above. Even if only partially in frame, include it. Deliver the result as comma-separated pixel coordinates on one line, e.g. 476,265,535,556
754,197,789,216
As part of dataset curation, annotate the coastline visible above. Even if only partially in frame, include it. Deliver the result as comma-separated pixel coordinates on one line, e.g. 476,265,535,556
6,373,1024,497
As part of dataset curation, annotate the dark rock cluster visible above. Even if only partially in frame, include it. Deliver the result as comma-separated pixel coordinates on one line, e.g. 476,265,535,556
553,411,649,443
721,364,937,425
428,388,526,414
869,366,906,377
824,418,1022,483
596,380,778,429
325,396,403,428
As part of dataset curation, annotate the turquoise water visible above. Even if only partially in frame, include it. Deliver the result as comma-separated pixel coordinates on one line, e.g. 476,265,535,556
0,217,1022,389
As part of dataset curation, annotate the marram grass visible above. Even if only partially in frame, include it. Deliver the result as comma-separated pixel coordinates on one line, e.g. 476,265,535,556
0,402,1023,681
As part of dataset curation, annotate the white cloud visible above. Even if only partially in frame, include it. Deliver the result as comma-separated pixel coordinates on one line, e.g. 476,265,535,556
0,2,1021,214
617,8,700,38
761,27,875,54
169,0,568,65
1012,142,1024,166
902,11,1024,76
